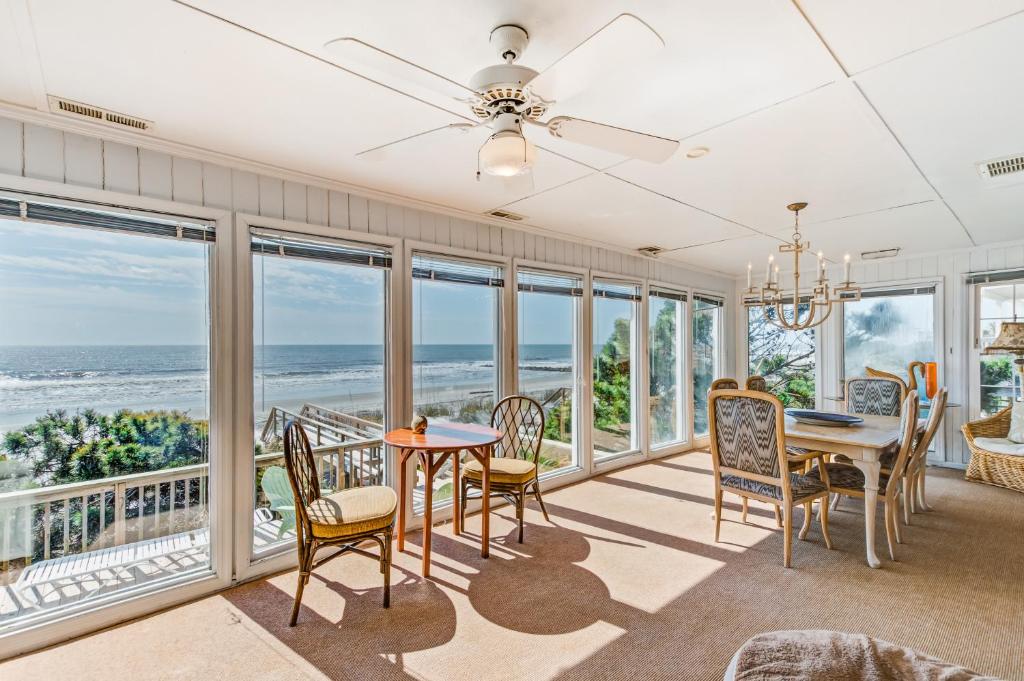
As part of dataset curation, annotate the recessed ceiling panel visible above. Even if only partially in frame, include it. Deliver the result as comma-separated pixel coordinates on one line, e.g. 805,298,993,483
506,173,754,253
0,4,38,108
612,82,936,233
798,0,1024,74
945,186,1024,245
665,234,788,276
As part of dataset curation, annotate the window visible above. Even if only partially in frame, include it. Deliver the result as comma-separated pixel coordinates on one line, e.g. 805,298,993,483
518,270,582,475
251,231,389,554
843,286,936,388
412,254,503,505
747,306,815,407
592,280,640,461
649,288,687,447
976,280,1024,415
0,199,214,632
692,294,723,437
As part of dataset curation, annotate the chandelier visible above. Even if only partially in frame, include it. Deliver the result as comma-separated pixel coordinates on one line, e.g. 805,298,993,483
743,202,860,331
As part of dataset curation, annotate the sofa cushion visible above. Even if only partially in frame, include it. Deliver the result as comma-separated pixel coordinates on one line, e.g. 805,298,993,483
1009,400,1024,443
973,436,1024,456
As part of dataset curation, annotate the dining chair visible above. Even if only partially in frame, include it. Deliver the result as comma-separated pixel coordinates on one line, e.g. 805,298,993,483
809,392,919,561
745,375,768,392
903,387,947,522
709,388,833,567
846,376,905,416
283,419,396,626
711,378,740,391
459,394,549,543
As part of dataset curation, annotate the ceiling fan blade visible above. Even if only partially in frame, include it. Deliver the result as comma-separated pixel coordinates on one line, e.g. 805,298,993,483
357,122,480,161
546,116,678,163
526,14,664,104
324,37,478,101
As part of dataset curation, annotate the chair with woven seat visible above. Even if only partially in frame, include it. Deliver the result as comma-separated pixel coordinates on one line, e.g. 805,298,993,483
745,375,768,392
283,419,396,626
711,377,739,391
809,392,918,560
903,387,946,521
709,388,833,568
459,395,550,543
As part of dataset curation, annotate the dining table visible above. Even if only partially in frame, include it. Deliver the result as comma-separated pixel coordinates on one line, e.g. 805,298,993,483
383,422,502,578
785,412,924,568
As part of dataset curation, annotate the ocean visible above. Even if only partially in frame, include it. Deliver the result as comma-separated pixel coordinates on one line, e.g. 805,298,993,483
0,344,573,431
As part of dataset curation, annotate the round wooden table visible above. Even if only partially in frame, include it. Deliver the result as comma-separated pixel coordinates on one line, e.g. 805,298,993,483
383,422,502,577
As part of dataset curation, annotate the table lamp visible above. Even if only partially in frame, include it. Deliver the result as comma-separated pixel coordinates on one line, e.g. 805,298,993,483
983,321,1024,401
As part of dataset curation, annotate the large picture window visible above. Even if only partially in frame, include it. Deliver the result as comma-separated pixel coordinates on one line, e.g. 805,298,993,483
649,288,687,447
843,286,935,387
592,280,640,461
975,280,1024,415
692,294,723,437
412,253,503,506
747,306,815,407
250,231,389,554
517,270,582,475
0,200,214,632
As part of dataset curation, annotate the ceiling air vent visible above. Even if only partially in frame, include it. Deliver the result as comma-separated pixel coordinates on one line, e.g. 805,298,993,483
977,154,1024,180
48,95,153,132
637,246,665,257
486,209,526,221
861,247,901,261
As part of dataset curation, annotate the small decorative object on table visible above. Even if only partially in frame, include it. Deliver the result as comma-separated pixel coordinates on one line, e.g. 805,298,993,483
785,409,864,427
411,414,428,434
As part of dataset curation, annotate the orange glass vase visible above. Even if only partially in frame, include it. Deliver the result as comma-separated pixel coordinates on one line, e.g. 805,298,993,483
925,361,938,399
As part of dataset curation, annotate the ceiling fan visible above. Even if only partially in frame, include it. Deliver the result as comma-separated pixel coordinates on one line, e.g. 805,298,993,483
323,14,680,182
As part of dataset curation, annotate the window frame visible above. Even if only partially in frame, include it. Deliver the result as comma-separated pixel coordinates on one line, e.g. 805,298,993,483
590,271,645,470
0,184,234,659
646,280,691,454
691,288,727,445
969,276,1024,422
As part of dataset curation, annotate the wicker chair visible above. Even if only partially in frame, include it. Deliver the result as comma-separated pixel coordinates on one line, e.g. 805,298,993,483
711,378,739,391
460,395,550,543
963,405,1024,494
709,388,833,568
902,387,947,521
809,392,919,561
283,419,396,626
745,375,768,392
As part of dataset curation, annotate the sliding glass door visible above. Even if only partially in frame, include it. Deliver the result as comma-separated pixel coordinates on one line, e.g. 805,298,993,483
692,294,723,438
649,288,687,448
249,231,390,555
411,253,503,506
517,269,582,475
0,200,215,633
592,280,640,462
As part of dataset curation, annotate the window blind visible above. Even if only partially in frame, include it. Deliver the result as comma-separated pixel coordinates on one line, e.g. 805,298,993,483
517,270,583,297
841,285,935,300
966,269,1024,285
593,280,642,301
0,195,214,241
693,293,724,309
251,230,391,268
649,287,687,303
412,254,504,287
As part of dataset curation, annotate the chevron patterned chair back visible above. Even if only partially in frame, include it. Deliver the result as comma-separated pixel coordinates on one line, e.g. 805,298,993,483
846,377,904,417
710,392,782,480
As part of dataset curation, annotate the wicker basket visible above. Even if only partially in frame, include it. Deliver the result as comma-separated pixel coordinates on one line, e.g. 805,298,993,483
961,405,1024,493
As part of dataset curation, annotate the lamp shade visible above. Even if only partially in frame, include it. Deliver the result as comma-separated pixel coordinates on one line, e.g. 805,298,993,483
983,321,1024,355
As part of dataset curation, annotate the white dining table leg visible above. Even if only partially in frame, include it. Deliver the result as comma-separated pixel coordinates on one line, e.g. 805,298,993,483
851,453,882,569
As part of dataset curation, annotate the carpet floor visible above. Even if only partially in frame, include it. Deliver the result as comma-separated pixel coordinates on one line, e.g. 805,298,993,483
4,452,1023,680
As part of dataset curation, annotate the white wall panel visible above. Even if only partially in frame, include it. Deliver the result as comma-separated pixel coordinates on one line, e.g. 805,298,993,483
171,157,203,205
258,176,284,219
0,118,22,175
23,124,63,181
282,181,306,223
327,190,349,229
306,186,328,226
202,163,232,210
138,149,172,200
102,142,139,195
63,133,102,189
231,170,259,215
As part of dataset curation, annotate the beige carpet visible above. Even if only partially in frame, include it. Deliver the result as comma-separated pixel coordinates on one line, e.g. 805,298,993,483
5,452,1023,681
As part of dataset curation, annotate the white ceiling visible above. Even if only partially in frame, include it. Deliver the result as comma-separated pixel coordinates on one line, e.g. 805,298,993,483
2,0,1023,275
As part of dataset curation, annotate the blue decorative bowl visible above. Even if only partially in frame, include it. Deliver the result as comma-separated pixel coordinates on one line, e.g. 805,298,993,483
785,409,864,427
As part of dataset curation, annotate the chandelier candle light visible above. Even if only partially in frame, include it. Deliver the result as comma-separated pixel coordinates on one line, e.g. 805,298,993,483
743,202,861,331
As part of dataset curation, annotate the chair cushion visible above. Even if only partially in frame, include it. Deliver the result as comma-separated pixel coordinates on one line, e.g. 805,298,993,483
808,462,892,490
307,486,397,538
463,457,536,484
721,472,827,502
973,437,1024,456
1009,400,1024,444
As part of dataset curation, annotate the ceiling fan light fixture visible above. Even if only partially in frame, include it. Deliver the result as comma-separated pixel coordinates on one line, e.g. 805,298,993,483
479,130,535,177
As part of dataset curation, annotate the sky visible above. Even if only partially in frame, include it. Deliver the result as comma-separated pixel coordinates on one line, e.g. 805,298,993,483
0,217,626,347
